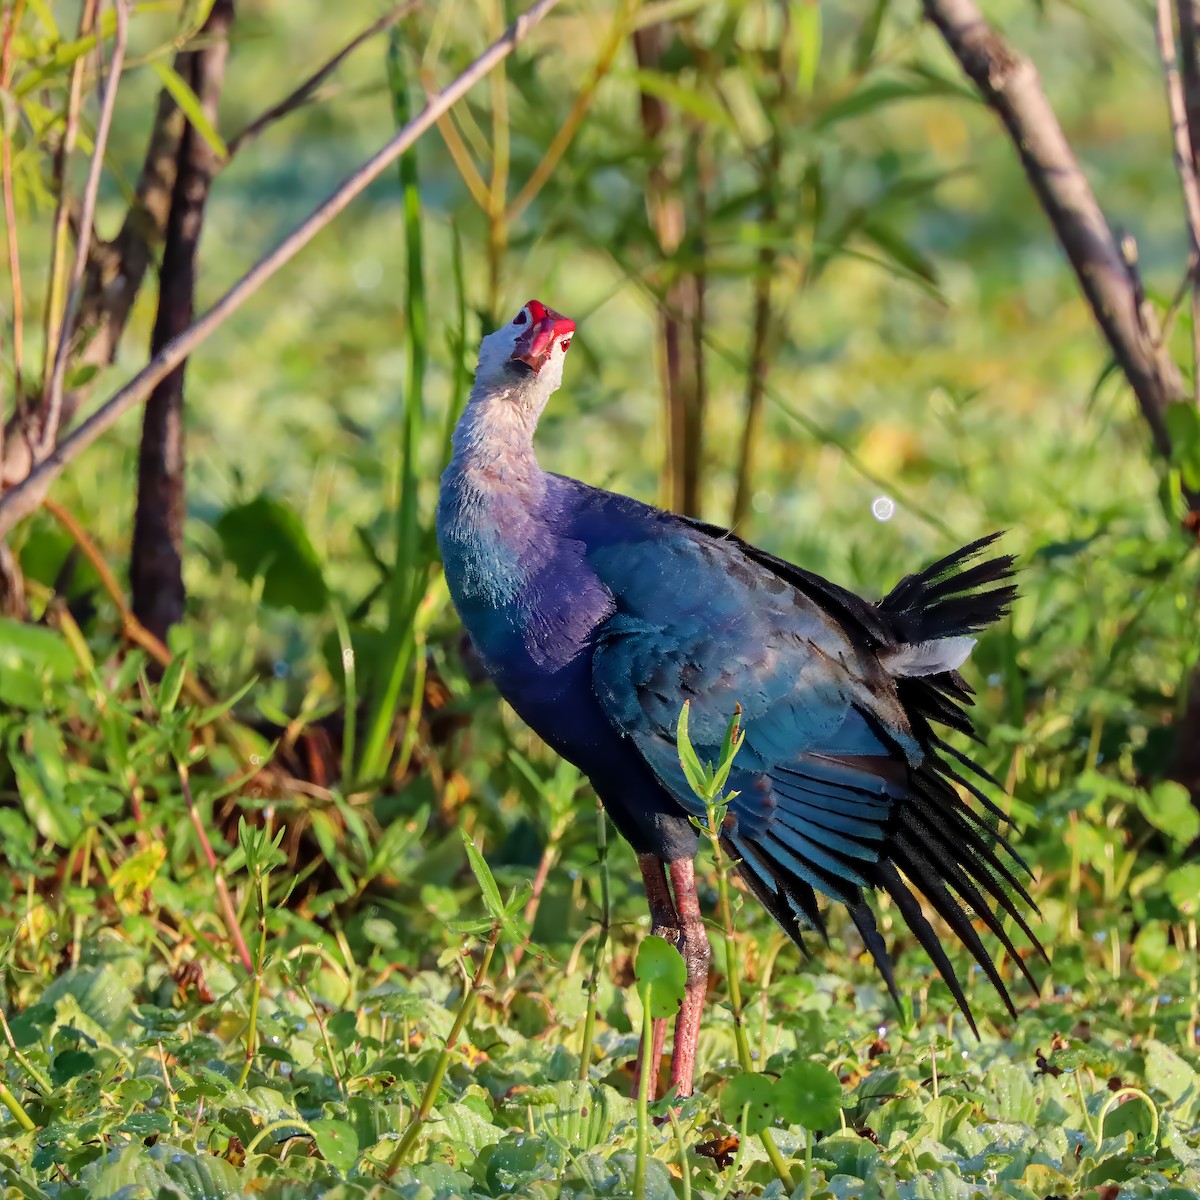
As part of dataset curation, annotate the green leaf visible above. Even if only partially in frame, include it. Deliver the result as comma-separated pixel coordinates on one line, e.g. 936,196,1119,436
327,1010,358,1051
150,60,228,159
215,494,328,613
311,1118,359,1170
1166,401,1200,488
43,962,134,1030
1136,781,1200,848
860,218,939,286
109,843,168,910
0,618,75,708
815,71,969,130
158,651,189,714
719,1072,777,1135
625,69,734,128
775,1060,842,1130
462,829,506,925
675,702,710,799
1164,863,1200,916
1144,1039,1198,1104
634,935,687,1020
11,718,80,846
50,1047,95,1084
853,0,890,70
711,706,745,796
793,0,821,96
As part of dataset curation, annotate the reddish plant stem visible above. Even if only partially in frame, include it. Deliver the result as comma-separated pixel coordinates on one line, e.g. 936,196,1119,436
178,761,254,973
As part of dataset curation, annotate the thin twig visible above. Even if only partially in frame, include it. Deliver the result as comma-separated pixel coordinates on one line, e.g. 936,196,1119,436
41,0,130,456
41,0,99,397
0,0,564,537
225,2,419,156
1159,0,1200,406
1,0,27,413
178,761,255,974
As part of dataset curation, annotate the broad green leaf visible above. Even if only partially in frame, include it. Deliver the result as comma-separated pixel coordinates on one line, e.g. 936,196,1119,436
110,843,168,912
1144,1039,1197,1104
215,494,328,613
1136,781,1200,848
43,962,134,1031
0,618,75,709
634,935,687,1020
521,1081,629,1151
327,1010,358,1050
50,1047,95,1084
1164,863,1200,916
311,1117,359,1170
775,1060,842,1130
719,1072,776,1135
150,60,228,159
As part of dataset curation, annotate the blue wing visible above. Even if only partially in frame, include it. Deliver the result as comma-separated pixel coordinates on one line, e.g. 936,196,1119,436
587,525,918,895
577,503,1042,1025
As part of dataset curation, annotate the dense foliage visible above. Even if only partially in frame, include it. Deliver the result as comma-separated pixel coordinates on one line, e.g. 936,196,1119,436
1,0,1198,1197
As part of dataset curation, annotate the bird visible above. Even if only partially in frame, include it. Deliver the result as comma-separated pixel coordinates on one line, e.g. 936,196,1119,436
436,299,1043,1099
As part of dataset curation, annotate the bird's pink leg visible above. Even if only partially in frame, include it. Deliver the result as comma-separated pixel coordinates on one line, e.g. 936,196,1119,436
634,853,678,1100
667,858,711,1097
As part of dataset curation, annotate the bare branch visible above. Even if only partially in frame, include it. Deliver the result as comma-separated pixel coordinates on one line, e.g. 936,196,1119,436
1177,0,1200,172
0,0,564,537
131,0,233,643
1158,0,1200,407
40,0,130,456
225,2,419,158
923,0,1188,466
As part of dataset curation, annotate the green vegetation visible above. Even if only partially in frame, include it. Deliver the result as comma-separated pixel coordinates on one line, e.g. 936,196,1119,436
1,0,1199,1197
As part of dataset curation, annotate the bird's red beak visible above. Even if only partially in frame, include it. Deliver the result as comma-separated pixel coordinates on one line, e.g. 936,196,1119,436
511,299,575,374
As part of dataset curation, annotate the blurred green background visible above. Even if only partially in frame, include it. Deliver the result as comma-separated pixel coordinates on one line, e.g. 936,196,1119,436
2,0,1199,1195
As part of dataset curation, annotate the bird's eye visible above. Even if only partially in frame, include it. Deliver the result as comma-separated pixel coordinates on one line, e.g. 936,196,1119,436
513,311,528,326
560,338,571,352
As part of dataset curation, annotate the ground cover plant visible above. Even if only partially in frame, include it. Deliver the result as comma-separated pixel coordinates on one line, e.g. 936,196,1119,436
1,0,1199,1197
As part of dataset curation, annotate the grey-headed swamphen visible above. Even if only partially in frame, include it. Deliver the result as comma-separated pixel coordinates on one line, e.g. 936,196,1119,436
436,300,1043,1098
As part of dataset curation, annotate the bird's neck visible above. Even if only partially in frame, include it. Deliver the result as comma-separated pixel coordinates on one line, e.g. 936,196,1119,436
445,381,544,497
438,381,551,606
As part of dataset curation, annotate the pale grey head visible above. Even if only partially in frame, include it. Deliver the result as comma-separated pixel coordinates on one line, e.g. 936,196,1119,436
470,299,577,420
